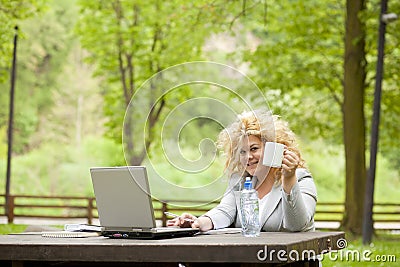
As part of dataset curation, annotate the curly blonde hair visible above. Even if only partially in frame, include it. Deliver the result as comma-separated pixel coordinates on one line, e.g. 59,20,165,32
217,109,305,177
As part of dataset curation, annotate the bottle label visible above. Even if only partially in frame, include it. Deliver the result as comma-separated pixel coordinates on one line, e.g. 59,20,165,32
240,190,260,237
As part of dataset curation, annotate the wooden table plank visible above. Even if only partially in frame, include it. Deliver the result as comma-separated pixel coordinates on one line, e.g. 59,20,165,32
0,231,345,266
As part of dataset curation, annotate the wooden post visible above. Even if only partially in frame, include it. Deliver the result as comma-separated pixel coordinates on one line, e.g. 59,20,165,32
87,198,94,225
161,202,167,227
7,195,14,224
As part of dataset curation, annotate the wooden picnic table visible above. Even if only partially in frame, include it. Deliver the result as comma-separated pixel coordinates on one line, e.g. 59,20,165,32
0,231,344,266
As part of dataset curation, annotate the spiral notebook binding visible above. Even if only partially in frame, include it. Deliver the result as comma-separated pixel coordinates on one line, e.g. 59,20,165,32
41,231,100,238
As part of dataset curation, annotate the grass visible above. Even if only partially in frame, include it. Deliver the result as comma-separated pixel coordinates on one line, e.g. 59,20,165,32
0,224,64,234
321,233,400,267
0,224,28,234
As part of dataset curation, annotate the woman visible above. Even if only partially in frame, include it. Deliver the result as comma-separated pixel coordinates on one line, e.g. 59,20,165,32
168,109,317,232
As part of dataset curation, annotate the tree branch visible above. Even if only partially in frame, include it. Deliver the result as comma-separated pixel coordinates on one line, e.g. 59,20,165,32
112,0,130,106
229,2,259,30
145,97,166,152
263,0,268,27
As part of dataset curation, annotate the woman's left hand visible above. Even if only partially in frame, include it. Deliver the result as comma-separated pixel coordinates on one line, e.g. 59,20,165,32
281,149,299,193
282,149,299,178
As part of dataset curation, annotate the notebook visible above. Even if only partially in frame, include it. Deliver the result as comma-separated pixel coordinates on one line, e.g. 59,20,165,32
90,166,199,239
41,231,101,238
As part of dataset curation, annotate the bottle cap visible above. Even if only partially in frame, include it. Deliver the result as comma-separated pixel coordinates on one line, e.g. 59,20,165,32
244,177,252,190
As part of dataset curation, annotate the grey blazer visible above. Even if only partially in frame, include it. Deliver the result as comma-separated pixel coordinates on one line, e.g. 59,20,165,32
204,168,317,232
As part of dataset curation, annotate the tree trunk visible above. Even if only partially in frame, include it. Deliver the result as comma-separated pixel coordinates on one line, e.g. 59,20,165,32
342,0,367,236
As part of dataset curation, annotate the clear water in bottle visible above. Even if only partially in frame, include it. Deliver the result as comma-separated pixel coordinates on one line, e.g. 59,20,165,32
240,177,260,237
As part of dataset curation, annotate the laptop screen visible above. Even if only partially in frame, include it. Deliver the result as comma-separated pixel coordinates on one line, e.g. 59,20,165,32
90,166,156,230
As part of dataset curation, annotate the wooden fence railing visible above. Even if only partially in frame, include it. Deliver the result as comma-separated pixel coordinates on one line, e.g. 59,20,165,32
0,195,97,224
1,194,399,230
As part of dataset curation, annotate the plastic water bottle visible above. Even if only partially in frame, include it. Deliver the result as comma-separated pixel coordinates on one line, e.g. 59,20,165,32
240,177,260,237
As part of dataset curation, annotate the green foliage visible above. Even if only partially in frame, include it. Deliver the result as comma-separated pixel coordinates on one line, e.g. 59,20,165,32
0,0,46,82
0,126,7,158
75,0,245,164
144,148,227,202
0,0,46,154
0,2,398,238
0,136,124,196
0,0,79,154
1,132,397,205
302,137,399,203
363,0,400,169
240,0,400,164
239,0,344,142
301,138,346,202
371,152,400,203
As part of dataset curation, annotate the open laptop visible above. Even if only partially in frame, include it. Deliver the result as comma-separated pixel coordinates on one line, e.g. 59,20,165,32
90,166,199,239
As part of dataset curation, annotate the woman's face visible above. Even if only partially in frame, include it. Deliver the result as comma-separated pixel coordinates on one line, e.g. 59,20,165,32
239,135,266,176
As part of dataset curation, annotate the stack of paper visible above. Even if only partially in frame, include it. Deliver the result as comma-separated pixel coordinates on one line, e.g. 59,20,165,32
63,224,102,232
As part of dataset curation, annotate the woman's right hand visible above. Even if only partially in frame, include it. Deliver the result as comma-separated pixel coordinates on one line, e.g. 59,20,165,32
167,213,197,228
167,213,213,232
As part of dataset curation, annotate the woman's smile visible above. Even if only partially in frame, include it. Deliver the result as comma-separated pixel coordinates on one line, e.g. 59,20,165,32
239,135,264,176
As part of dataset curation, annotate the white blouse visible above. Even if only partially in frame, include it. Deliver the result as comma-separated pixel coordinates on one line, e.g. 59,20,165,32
258,192,271,224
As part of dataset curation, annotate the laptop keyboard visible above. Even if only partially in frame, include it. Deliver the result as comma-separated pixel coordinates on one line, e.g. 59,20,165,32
154,227,196,232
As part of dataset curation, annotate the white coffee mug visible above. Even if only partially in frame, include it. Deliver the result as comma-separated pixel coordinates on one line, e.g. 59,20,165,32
262,142,285,167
